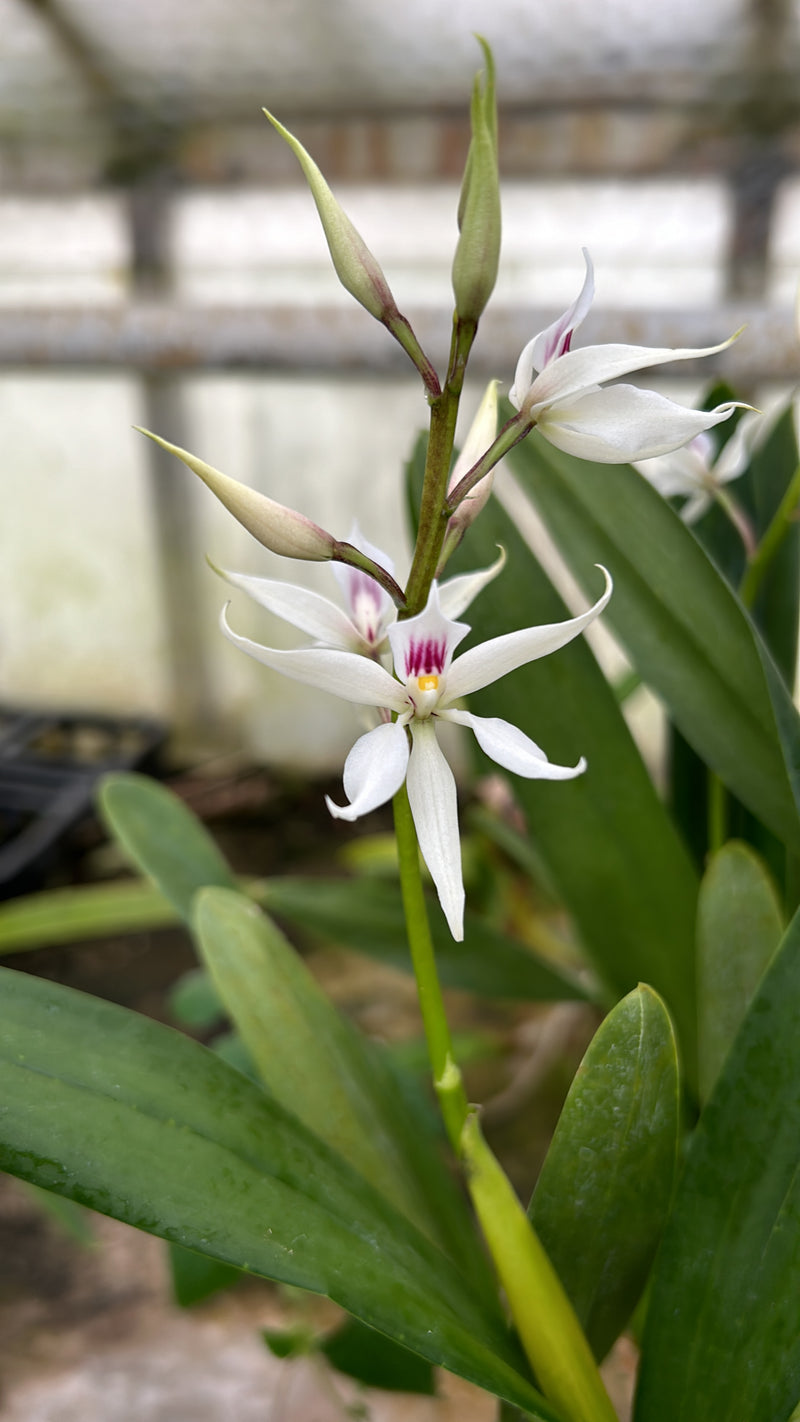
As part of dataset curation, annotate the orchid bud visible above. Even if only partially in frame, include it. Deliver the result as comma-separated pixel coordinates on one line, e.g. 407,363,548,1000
451,38,501,325
263,110,397,324
440,380,499,565
136,428,335,562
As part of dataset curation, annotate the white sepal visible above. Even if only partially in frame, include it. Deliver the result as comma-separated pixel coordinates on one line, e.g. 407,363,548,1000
534,386,745,464
217,567,358,647
438,548,506,620
326,722,410,821
406,720,465,942
220,605,406,710
440,709,587,780
528,247,595,375
528,333,740,412
443,567,612,702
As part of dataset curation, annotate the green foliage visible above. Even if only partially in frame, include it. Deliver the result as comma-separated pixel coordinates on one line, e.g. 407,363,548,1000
0,966,556,1419
320,1316,436,1394
505,423,800,852
441,474,699,1065
635,907,800,1422
696,841,783,1101
529,987,680,1361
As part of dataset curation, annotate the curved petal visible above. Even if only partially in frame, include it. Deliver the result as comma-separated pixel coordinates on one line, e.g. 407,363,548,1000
530,248,595,372
528,331,740,410
438,547,506,620
406,720,465,942
443,567,612,702
220,604,407,711
326,721,409,821
216,566,359,647
535,386,744,463
440,709,586,780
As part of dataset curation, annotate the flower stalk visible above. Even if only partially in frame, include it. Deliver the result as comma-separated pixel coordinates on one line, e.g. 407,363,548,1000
740,460,800,608
392,784,469,1151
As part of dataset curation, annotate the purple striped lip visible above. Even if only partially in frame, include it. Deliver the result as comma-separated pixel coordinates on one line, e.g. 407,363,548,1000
404,636,447,678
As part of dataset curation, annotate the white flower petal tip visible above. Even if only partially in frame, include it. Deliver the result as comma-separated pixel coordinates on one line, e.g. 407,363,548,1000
437,546,507,618
508,257,744,459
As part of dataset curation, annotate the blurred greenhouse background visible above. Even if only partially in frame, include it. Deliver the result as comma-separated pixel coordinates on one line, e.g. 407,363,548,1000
2,0,799,770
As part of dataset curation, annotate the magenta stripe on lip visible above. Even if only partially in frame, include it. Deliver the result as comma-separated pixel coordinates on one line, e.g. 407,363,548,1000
404,637,447,678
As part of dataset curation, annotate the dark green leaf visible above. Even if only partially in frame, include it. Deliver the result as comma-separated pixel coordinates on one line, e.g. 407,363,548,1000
447,488,699,1063
634,907,800,1422
98,773,237,917
262,1326,315,1360
168,1241,243,1307
506,426,800,851
0,967,556,1419
697,841,783,1101
529,986,680,1360
260,875,593,1003
321,1316,436,1394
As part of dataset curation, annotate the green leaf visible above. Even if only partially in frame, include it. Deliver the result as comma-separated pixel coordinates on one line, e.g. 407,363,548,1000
168,967,224,1030
260,875,593,1003
193,887,486,1277
0,878,177,954
529,986,680,1361
0,967,557,1420
98,773,238,917
507,427,800,851
446,488,699,1062
320,1316,436,1394
168,1241,243,1307
696,841,783,1101
634,907,800,1422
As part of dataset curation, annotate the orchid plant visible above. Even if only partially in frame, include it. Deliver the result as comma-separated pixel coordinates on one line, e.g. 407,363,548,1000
2,38,800,1422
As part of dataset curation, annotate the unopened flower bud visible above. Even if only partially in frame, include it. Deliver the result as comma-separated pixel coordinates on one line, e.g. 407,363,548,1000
451,38,501,324
263,110,397,323
440,380,499,564
136,428,335,561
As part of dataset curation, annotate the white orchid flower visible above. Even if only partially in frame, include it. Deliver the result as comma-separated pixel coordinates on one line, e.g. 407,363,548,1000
508,250,743,463
216,526,506,662
634,411,759,524
221,566,612,940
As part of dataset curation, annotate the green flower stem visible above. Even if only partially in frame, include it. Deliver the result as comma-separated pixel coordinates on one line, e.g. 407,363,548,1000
445,410,534,513
384,312,442,400
403,317,477,618
332,540,407,609
461,1113,618,1422
392,784,469,1151
739,461,800,609
712,486,756,560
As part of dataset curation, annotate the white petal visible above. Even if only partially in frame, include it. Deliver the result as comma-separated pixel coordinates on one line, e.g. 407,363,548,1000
535,386,743,463
220,604,407,711
406,720,465,941
325,722,409,821
528,332,739,410
331,523,397,633
438,548,506,620
443,567,612,702
217,567,358,647
529,248,595,373
680,490,713,524
712,409,760,485
509,333,539,412
448,379,500,491
440,709,586,780
388,583,470,681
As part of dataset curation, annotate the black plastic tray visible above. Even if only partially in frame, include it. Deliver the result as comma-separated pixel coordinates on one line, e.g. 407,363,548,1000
0,706,165,898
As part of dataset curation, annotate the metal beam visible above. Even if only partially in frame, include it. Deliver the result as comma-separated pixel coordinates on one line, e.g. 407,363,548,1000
0,303,794,382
